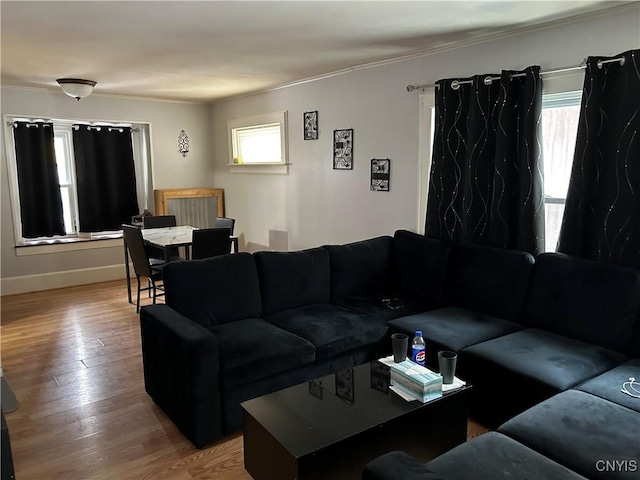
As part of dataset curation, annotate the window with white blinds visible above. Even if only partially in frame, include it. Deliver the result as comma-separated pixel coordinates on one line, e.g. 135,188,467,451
234,123,282,164
228,111,288,173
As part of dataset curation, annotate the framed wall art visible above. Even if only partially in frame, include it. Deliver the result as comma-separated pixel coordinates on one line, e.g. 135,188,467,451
303,110,318,140
335,368,354,403
371,158,390,191
333,128,353,170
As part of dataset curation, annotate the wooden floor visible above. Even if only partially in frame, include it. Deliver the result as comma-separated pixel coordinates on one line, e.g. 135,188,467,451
1,281,488,479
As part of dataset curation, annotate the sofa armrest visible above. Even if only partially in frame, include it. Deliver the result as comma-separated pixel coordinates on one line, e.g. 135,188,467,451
363,451,447,480
139,304,222,448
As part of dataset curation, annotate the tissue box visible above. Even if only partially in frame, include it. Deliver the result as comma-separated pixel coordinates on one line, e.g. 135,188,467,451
379,356,443,403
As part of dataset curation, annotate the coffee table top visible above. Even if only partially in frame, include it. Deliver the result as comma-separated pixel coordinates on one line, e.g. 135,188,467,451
240,361,470,459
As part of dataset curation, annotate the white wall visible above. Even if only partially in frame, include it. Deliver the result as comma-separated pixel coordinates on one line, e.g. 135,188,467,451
1,88,213,293
211,5,639,253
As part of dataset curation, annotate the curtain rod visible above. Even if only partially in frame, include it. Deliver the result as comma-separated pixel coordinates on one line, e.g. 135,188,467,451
406,56,625,92
6,120,140,132
72,124,140,132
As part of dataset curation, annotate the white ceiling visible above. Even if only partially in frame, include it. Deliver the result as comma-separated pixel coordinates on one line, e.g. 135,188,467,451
0,1,633,103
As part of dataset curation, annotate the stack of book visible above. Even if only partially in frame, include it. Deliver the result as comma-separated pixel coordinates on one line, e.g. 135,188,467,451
379,356,443,403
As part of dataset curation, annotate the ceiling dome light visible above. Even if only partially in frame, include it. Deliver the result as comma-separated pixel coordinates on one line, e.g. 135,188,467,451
56,78,97,101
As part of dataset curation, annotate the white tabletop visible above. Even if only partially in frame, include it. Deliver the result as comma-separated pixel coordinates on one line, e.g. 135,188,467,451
141,225,197,247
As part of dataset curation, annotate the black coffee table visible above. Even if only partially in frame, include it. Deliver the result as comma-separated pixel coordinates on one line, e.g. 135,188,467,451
241,361,471,480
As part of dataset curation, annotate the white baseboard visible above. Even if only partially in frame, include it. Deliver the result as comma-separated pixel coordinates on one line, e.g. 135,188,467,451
1,264,129,296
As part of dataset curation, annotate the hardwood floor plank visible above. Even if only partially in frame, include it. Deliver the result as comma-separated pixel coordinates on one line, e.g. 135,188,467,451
1,280,488,479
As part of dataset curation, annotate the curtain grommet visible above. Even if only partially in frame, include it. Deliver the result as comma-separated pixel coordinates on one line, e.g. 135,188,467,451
597,57,625,69
484,77,493,86
451,80,460,90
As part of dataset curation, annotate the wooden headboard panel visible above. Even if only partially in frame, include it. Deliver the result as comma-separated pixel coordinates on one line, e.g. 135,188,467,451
153,188,225,218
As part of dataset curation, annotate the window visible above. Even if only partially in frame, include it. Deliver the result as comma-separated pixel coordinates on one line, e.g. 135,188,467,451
541,91,582,252
417,93,436,233
418,89,582,250
228,111,288,173
4,117,151,246
53,126,78,234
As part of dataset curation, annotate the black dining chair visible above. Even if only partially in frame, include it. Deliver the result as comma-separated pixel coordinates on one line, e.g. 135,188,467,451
214,217,235,235
143,215,177,229
191,228,232,260
122,224,166,313
143,215,181,260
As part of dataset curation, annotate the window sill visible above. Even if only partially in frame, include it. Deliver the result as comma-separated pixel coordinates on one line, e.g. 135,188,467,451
228,163,290,174
15,235,123,256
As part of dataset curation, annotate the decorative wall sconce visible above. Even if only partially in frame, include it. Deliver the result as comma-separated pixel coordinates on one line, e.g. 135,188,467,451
178,130,189,157
56,78,97,101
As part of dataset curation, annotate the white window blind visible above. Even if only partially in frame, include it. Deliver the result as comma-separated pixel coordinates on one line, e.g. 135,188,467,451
234,123,282,164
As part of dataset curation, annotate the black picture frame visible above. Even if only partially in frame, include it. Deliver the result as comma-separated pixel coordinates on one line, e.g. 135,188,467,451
308,379,323,399
371,158,390,191
335,368,354,403
303,110,318,140
333,128,353,170
370,361,390,394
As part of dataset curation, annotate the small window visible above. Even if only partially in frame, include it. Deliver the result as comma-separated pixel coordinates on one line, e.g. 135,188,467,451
541,91,582,252
228,111,288,173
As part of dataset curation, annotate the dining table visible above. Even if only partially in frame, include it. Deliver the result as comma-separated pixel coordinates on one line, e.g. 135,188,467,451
124,225,239,304
142,225,198,261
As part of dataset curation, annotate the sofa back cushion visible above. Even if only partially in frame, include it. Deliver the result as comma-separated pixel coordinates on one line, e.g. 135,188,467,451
324,236,393,300
524,253,640,354
391,230,451,307
163,253,262,327
445,243,535,322
254,247,330,316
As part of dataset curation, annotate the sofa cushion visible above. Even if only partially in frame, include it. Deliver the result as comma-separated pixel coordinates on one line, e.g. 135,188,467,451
425,432,587,480
254,248,330,316
265,303,389,360
461,328,627,426
209,318,316,389
445,243,535,322
523,253,640,354
363,451,448,480
463,328,627,392
498,390,640,480
391,230,450,308
334,294,431,322
576,359,640,412
324,236,393,300
164,253,262,327
388,306,522,367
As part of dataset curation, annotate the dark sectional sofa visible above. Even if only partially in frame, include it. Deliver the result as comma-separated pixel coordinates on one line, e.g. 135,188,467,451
363,360,640,480
139,230,640,476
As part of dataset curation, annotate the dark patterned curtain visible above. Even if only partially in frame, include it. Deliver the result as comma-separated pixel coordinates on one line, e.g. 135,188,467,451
73,126,139,232
425,66,545,255
557,50,640,269
13,121,66,238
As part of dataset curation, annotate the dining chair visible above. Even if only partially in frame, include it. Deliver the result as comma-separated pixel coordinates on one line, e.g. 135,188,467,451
191,228,232,260
143,215,177,229
122,224,166,313
143,215,182,260
214,217,235,235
